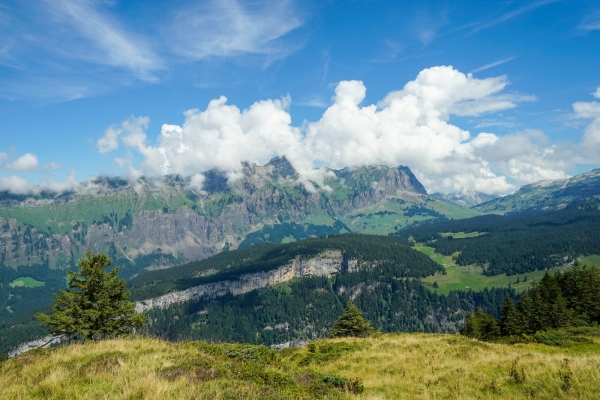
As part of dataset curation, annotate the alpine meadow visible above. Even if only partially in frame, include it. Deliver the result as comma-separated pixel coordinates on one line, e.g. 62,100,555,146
2,0,600,399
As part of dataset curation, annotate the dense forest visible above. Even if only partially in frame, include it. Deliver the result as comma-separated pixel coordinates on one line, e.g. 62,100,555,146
395,199,600,275
145,246,514,345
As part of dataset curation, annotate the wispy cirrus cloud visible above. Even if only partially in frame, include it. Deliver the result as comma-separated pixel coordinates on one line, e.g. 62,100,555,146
470,57,516,74
579,11,600,31
170,0,305,63
0,0,306,102
46,0,164,82
468,0,562,34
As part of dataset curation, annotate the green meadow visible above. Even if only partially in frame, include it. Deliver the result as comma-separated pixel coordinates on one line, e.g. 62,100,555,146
9,277,45,288
415,244,568,294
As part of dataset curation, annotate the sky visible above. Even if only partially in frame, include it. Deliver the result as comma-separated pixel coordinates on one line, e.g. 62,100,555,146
1,0,600,196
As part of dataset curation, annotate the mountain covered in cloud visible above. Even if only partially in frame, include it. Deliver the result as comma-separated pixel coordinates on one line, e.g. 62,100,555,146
0,157,479,278
475,168,600,214
431,190,499,208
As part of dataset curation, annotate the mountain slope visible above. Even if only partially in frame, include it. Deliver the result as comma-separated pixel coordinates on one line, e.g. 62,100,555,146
475,168,600,214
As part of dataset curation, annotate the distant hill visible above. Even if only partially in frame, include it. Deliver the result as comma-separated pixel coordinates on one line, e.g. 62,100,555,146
475,168,600,214
432,190,499,208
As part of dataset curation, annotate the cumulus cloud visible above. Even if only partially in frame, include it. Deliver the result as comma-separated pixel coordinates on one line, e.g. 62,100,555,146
96,65,571,195
0,175,29,194
97,116,150,154
6,153,39,171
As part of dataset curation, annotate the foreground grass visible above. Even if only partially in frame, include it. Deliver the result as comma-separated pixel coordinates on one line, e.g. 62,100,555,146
3,333,600,399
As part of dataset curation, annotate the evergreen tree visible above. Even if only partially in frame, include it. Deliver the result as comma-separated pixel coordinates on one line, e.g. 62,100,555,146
330,300,376,338
500,294,519,336
551,292,570,329
460,307,500,341
37,250,146,340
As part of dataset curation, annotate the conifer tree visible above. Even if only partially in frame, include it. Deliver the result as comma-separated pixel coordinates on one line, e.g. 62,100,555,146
330,300,376,338
37,250,146,340
460,307,500,341
500,294,519,336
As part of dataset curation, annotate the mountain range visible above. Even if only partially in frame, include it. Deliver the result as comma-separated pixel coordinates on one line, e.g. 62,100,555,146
0,157,478,276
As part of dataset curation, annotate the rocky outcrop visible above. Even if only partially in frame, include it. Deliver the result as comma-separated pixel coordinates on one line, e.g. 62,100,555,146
8,335,65,358
136,250,358,312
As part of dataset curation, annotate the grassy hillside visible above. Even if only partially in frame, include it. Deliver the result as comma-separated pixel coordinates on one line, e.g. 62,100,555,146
414,244,565,294
2,334,600,399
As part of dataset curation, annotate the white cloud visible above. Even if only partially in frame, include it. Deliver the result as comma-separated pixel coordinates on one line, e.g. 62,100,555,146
9,66,597,197
170,0,303,61
98,65,565,196
470,57,516,74
594,88,600,99
0,175,29,194
97,116,150,154
44,162,63,170
6,153,39,171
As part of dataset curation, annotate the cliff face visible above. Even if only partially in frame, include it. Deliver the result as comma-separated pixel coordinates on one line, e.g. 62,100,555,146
135,250,360,312
0,158,439,274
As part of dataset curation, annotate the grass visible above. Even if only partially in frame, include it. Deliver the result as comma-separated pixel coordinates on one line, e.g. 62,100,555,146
3,334,600,399
415,244,565,294
342,198,483,236
440,232,486,239
580,255,600,267
9,277,45,288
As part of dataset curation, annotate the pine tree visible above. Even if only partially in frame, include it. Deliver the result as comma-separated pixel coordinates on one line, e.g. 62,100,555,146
460,307,500,341
330,300,376,338
500,294,519,336
37,250,146,340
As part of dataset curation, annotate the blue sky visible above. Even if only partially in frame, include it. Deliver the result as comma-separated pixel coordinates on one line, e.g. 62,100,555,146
1,0,600,195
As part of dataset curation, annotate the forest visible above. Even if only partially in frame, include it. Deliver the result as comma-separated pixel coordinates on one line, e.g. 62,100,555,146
462,261,600,343
395,198,600,275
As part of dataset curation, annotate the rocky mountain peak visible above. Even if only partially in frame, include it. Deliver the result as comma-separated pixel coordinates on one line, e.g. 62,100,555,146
265,156,299,180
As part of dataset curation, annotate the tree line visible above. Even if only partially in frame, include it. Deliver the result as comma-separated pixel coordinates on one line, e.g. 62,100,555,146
461,261,600,340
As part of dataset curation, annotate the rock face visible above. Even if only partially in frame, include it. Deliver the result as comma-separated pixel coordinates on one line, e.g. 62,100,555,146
8,335,64,358
135,250,358,312
0,158,430,274
475,168,600,214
